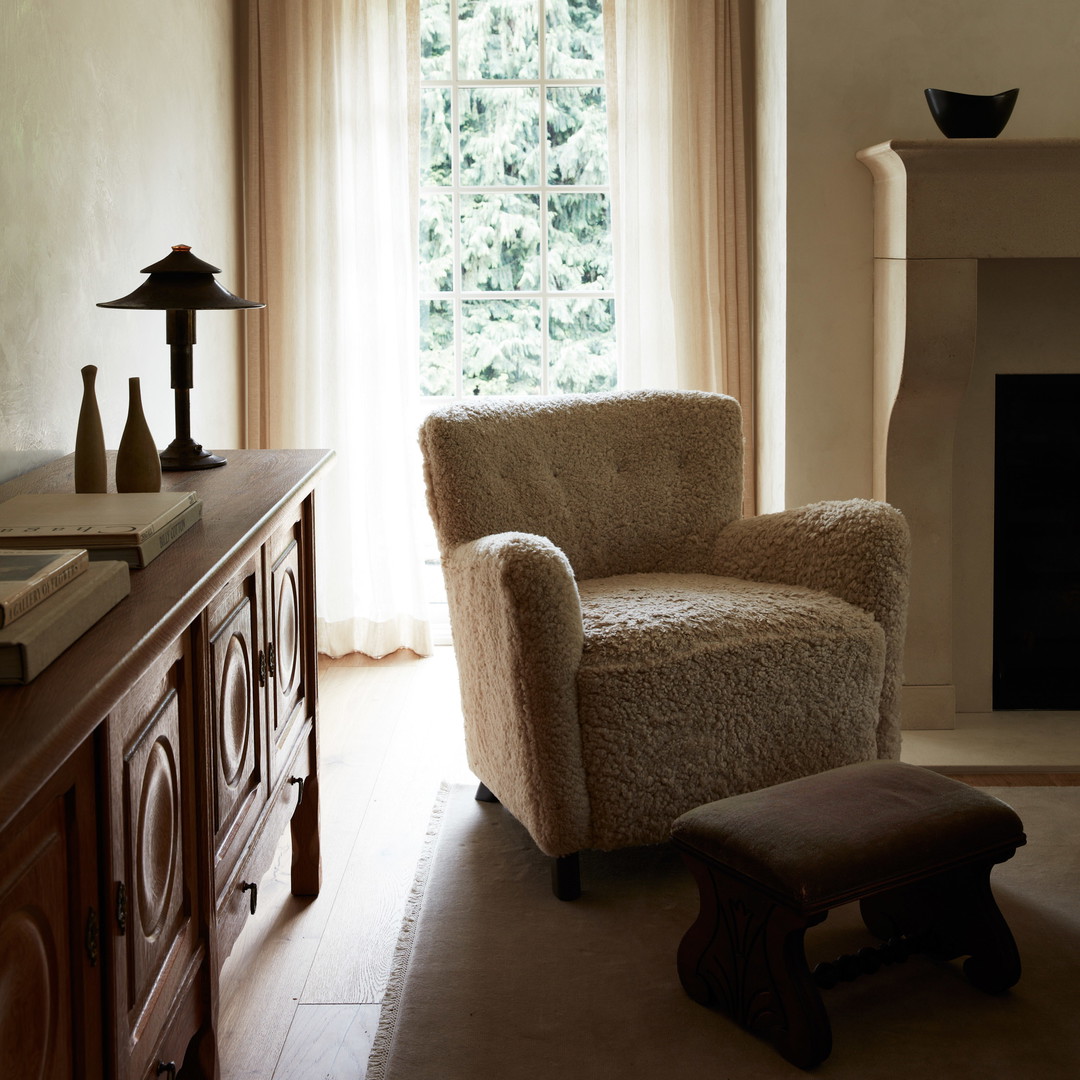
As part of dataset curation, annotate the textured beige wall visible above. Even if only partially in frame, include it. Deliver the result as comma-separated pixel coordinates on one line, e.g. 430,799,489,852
0,0,244,484
780,0,1080,507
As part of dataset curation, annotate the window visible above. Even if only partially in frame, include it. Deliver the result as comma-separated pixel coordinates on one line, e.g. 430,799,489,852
418,0,617,397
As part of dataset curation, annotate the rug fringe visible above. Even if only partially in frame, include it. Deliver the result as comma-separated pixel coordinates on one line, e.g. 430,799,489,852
365,781,455,1080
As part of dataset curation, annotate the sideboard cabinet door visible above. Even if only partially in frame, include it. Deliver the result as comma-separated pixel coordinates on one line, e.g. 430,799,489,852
102,636,204,1080
0,741,103,1080
266,515,314,785
203,555,266,881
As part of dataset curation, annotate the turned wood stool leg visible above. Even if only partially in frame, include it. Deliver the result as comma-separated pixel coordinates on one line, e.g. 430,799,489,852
678,854,831,1070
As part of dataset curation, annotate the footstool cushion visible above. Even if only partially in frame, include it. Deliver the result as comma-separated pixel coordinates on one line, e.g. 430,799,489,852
671,760,1027,1069
671,760,1025,910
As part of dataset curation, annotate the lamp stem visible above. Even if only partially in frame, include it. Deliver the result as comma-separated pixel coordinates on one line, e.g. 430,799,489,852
159,308,227,470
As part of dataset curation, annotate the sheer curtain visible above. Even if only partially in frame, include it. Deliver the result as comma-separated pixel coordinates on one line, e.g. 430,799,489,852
243,0,432,658
608,0,754,512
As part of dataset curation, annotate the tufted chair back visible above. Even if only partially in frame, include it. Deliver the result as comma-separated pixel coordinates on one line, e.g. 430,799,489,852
419,390,745,580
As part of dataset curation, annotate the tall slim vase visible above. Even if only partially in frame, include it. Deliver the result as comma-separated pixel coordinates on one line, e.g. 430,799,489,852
116,377,162,493
74,364,107,493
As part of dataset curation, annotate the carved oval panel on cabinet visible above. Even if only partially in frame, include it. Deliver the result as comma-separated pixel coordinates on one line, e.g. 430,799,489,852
274,561,300,700
0,897,60,1080
135,736,179,941
218,631,252,790
0,794,79,1080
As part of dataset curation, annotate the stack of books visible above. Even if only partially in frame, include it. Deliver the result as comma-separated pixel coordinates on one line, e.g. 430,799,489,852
0,549,129,684
0,490,203,569
0,490,200,684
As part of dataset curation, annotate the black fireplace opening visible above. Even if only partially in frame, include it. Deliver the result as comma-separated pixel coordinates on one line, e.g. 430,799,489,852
993,373,1080,709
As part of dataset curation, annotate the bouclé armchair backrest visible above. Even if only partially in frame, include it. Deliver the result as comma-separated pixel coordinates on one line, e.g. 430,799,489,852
420,390,744,580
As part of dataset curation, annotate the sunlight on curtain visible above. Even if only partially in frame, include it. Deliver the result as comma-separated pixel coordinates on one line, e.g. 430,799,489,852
244,0,432,658
608,0,754,511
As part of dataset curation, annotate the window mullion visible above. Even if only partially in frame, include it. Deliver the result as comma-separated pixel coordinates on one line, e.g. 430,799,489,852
450,0,463,398
538,0,548,394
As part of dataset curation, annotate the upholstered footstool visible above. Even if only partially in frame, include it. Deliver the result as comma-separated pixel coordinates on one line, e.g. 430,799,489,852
670,760,1026,1070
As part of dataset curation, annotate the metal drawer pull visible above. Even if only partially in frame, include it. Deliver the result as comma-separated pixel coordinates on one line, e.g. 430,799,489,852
156,1062,176,1078
241,881,258,915
288,775,305,805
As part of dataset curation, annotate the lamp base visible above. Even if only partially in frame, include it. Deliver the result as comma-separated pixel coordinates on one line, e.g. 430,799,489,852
160,437,227,471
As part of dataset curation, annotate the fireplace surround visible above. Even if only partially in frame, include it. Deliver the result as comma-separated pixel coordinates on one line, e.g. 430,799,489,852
857,139,1080,729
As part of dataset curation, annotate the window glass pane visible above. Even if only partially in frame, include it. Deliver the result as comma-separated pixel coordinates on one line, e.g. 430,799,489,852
458,0,539,80
461,193,541,291
549,298,616,392
420,300,456,396
459,87,540,186
421,88,452,185
462,299,542,394
420,194,454,292
545,0,605,79
546,86,609,185
547,192,611,290
420,0,452,79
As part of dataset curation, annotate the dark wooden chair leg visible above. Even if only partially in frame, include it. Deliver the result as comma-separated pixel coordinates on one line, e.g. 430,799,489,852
551,853,581,901
474,781,499,803
677,853,831,1070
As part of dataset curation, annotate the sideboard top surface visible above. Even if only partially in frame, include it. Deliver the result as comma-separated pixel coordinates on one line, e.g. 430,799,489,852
0,448,333,832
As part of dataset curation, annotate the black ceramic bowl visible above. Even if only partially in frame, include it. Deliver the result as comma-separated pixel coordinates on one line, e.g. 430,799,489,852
924,87,1019,138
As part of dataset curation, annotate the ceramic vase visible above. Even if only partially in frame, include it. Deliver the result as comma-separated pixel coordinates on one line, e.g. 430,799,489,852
115,377,162,493
74,364,107,493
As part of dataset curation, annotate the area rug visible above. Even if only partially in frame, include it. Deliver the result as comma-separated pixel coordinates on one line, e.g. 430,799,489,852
367,783,1080,1078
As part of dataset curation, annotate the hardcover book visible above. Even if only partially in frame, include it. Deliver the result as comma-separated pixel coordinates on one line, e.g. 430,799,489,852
0,547,89,627
0,559,130,683
0,490,198,548
86,499,204,568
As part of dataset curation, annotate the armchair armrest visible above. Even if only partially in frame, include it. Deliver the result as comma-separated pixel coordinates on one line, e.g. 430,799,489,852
442,532,591,854
711,500,910,758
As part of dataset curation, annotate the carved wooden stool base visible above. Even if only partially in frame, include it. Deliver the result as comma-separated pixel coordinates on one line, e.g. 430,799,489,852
671,761,1026,1070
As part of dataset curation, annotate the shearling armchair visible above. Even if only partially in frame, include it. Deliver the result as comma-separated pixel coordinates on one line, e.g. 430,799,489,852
419,390,910,899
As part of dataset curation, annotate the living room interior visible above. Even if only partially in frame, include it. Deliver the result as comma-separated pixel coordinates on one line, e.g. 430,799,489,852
3,1,1080,1078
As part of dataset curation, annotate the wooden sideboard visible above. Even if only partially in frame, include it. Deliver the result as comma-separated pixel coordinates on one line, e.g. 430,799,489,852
0,448,333,1079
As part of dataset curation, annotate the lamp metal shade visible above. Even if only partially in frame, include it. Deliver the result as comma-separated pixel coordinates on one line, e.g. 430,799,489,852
97,245,264,311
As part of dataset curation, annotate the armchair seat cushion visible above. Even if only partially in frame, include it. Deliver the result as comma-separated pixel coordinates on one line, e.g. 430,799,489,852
576,573,886,849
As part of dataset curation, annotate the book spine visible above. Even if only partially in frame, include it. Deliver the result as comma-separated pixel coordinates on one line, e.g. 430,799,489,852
0,557,88,626
86,500,203,569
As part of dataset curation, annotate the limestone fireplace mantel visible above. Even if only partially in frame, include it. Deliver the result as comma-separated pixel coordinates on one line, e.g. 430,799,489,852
857,139,1080,729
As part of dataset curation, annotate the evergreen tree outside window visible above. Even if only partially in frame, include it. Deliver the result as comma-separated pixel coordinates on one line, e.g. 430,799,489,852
419,0,617,397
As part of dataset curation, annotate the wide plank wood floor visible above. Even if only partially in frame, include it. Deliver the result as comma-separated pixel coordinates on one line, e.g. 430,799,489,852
217,647,1080,1079
217,647,472,1080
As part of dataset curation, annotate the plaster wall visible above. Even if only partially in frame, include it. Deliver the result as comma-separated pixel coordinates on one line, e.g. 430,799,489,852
779,0,1080,508
0,0,244,485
